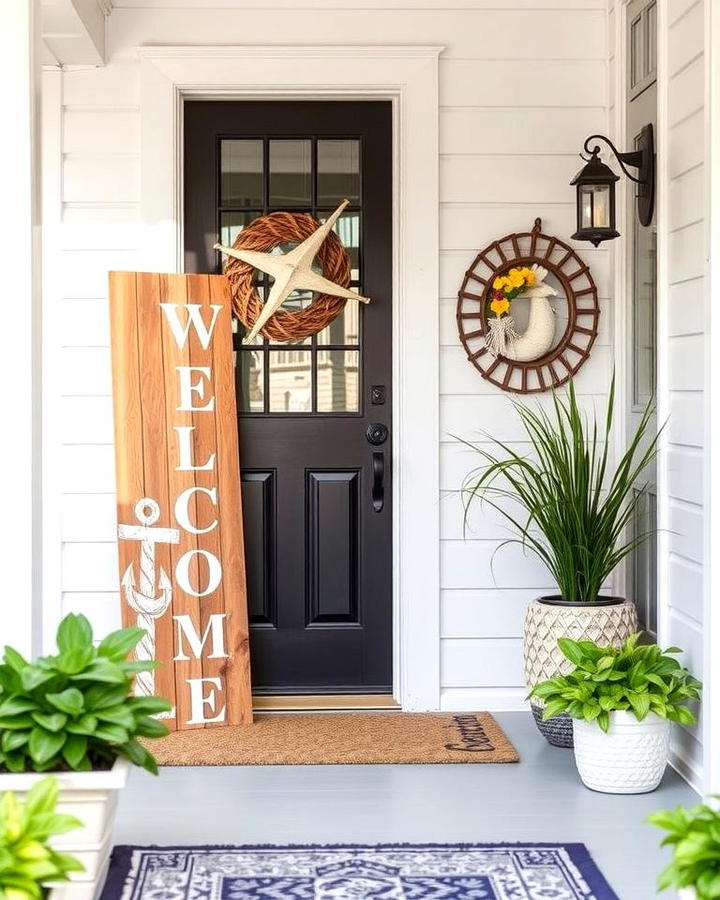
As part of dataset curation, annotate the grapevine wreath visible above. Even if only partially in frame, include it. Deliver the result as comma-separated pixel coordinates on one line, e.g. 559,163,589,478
223,210,352,343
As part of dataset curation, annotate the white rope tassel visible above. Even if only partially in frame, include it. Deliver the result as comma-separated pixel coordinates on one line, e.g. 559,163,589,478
486,315,519,357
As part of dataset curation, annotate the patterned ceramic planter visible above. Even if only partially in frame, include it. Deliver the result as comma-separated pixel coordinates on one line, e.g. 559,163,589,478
524,596,638,748
572,710,670,793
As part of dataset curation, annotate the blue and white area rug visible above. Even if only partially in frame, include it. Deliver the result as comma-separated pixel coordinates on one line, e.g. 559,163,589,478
101,843,619,899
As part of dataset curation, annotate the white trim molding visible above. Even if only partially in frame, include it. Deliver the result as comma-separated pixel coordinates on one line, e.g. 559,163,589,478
1,0,43,658
705,0,720,794
138,44,443,711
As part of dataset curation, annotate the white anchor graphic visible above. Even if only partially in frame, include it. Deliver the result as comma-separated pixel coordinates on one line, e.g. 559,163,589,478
118,498,179,708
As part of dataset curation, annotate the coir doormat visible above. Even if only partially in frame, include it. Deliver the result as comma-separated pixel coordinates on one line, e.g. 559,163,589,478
149,712,518,765
102,843,619,899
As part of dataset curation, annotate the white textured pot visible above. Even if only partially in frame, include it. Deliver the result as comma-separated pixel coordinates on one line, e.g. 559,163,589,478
573,710,670,794
0,756,130,900
678,888,697,899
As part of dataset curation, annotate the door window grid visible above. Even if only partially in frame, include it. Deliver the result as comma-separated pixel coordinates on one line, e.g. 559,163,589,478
629,1,657,100
218,136,363,417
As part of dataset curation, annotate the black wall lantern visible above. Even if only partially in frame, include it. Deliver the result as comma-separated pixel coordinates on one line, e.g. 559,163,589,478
570,123,655,246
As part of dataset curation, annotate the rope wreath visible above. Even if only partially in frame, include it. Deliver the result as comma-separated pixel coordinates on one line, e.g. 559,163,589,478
224,211,351,343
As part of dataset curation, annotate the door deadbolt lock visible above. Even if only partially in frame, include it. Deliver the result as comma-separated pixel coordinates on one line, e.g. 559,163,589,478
366,423,389,446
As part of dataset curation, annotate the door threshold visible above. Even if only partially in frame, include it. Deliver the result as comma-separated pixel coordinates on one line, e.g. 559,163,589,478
253,694,400,712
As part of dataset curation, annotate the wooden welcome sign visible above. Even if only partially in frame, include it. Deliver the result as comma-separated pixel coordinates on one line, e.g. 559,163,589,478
108,272,252,729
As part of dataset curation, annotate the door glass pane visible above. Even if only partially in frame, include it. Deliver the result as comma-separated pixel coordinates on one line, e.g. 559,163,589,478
268,349,312,412
220,211,260,248
233,312,264,347
317,350,359,413
235,349,264,413
319,210,360,279
632,179,656,408
632,490,657,635
630,16,643,88
317,139,360,205
220,140,263,206
269,140,312,206
317,303,360,347
646,2,657,76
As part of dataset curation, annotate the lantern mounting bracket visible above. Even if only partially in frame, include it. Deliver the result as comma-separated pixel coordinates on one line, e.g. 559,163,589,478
582,136,642,183
580,124,655,228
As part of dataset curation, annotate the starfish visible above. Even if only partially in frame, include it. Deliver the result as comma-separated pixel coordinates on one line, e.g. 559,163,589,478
214,199,370,343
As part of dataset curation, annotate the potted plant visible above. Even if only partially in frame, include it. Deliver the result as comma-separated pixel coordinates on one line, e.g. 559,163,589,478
461,376,659,746
0,776,84,899
530,634,701,793
0,613,171,899
648,799,720,899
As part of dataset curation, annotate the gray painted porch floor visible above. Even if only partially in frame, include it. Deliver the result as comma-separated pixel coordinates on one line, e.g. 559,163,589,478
114,712,697,899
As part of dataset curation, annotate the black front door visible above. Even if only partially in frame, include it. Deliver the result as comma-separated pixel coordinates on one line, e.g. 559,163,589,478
184,101,393,694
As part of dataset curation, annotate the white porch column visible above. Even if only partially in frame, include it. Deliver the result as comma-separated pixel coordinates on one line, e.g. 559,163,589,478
0,0,42,657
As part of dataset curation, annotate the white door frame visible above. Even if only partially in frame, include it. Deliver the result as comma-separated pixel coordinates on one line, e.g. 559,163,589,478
138,45,443,710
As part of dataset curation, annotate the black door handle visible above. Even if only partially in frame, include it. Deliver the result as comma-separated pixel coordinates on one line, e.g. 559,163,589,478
372,451,384,513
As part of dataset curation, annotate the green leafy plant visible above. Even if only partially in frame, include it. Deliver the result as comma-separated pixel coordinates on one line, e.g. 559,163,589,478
649,800,720,898
529,633,702,732
0,776,84,900
460,375,660,603
0,614,171,775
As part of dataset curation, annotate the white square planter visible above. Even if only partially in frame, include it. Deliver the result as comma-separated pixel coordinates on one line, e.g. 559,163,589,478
0,756,130,900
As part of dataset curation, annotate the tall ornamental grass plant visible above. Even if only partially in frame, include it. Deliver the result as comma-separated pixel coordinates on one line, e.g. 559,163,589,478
461,376,660,603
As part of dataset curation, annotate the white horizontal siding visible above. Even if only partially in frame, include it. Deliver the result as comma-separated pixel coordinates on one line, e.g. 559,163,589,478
53,0,612,699
108,8,607,61
662,0,708,787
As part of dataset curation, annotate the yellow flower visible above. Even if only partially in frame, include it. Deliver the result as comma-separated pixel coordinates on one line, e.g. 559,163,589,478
524,268,537,285
493,275,509,291
507,268,525,288
490,297,510,316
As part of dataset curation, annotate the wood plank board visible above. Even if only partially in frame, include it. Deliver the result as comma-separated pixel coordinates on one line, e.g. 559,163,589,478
109,271,252,729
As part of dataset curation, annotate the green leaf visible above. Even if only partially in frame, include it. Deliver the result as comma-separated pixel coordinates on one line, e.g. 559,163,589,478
30,711,68,733
3,751,26,772
27,728,66,765
61,734,88,770
0,715,36,730
46,688,84,717
20,667,55,692
3,647,29,674
70,658,126,684
674,705,697,726
1,730,30,753
56,613,93,653
627,691,651,720
127,696,173,716
120,740,159,775
83,684,131,711
557,638,587,667
55,646,95,675
0,664,21,693
65,714,98,736
0,698,37,717
93,724,129,744
97,627,145,661
133,715,169,739
25,812,83,840
541,699,569,720
95,706,135,729
24,777,58,818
